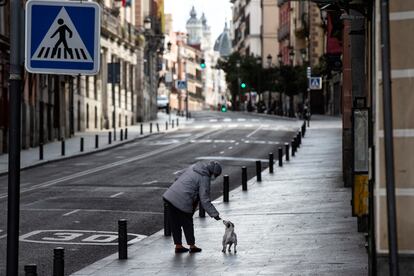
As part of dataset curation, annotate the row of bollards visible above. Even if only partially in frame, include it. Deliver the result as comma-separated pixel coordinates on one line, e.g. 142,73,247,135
38,117,182,160
24,219,130,274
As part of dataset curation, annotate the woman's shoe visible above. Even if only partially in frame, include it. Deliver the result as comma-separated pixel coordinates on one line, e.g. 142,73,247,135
189,247,202,253
175,247,189,253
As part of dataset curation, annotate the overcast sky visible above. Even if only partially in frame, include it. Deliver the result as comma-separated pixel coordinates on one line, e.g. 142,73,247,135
164,0,232,42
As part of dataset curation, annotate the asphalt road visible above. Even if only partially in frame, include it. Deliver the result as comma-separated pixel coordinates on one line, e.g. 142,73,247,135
0,111,300,275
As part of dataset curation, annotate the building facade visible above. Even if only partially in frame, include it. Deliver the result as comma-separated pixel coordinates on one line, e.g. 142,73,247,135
0,0,162,155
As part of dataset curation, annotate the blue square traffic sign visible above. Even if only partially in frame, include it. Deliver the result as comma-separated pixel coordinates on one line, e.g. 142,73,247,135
25,0,101,75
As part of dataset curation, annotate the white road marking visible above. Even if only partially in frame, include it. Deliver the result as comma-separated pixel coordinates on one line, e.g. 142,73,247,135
235,142,239,145
228,147,233,150
194,125,205,129
246,126,262,138
22,208,163,215
251,119,260,122
0,234,7,240
237,118,246,121
0,129,218,199
142,180,158,185
190,139,213,143
219,151,225,154
214,140,235,143
19,230,146,246
110,192,124,198
223,118,232,122
228,124,238,128
209,119,218,122
245,124,253,128
196,156,268,163
63,209,80,217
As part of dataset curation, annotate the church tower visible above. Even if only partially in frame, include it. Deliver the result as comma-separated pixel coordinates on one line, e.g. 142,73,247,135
186,6,202,46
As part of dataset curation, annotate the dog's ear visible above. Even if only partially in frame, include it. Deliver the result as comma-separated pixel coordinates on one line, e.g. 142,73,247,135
231,222,235,228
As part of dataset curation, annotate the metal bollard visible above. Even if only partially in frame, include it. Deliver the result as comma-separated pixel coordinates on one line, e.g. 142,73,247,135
150,123,153,133
166,121,168,130
118,219,128,260
125,128,128,140
298,132,302,146
164,203,171,236
291,139,296,157
177,118,179,127
285,143,290,161
80,137,84,152
269,153,274,174
140,123,143,135
172,120,175,128
39,143,44,160
120,129,124,141
223,175,229,202
95,135,99,148
114,129,117,141
24,264,37,276
157,123,160,132
199,201,205,217
61,140,65,156
278,147,283,167
108,132,112,144
256,160,262,182
53,247,64,276
242,166,247,191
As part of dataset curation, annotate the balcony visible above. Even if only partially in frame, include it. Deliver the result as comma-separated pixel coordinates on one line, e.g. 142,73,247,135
102,7,139,47
277,24,290,41
277,0,289,7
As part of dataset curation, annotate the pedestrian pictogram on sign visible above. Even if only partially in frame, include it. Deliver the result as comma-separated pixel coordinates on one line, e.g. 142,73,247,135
25,0,101,75
309,77,322,90
176,80,187,90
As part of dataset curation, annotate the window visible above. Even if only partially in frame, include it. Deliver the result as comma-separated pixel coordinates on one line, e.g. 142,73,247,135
86,104,89,129
94,75,98,100
94,106,98,129
85,76,89,98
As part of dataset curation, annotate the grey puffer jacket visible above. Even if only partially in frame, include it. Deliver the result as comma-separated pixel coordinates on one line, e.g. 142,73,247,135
163,161,221,217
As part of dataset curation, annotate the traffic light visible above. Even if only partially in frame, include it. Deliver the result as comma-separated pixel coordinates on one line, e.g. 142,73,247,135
200,58,206,69
240,82,246,89
221,104,227,112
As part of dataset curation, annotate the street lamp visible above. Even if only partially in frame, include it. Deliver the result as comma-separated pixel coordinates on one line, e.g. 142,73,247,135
144,16,151,31
236,61,241,111
300,49,306,64
277,53,283,66
289,48,295,65
267,54,273,114
267,54,272,68
255,57,262,111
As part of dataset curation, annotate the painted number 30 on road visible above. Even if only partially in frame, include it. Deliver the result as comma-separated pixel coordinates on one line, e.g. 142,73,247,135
20,230,146,245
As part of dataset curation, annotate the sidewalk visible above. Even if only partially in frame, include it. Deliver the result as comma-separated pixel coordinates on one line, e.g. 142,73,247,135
72,115,367,276
0,112,191,175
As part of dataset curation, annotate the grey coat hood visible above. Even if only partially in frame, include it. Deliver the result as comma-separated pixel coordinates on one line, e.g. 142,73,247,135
163,161,221,217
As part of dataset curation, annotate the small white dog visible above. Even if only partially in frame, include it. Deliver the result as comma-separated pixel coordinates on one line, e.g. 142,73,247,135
222,220,237,253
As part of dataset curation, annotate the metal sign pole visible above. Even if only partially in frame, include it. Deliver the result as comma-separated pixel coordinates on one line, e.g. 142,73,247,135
380,0,399,275
7,0,22,273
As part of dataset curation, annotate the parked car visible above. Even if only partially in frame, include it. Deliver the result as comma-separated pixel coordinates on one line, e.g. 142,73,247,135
157,95,169,110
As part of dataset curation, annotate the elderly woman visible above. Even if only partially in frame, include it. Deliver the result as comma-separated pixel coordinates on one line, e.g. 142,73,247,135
163,161,222,253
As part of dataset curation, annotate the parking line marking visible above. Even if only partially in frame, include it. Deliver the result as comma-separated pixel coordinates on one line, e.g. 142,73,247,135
246,126,262,138
63,209,80,217
0,234,7,240
110,192,124,198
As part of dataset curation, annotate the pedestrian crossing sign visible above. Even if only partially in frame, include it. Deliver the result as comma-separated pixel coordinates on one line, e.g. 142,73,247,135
25,0,101,75
309,77,322,90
